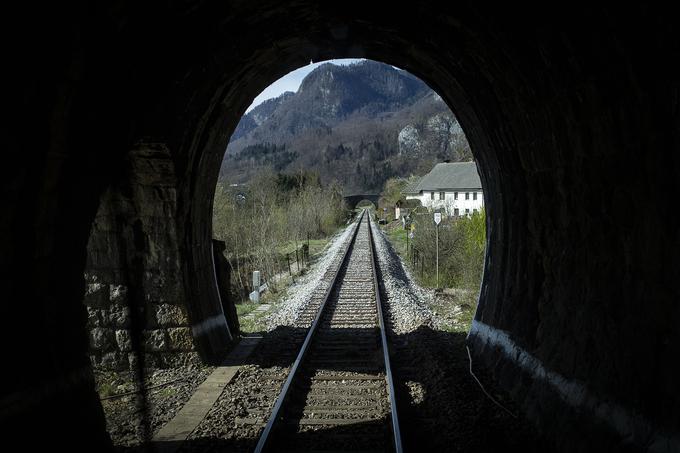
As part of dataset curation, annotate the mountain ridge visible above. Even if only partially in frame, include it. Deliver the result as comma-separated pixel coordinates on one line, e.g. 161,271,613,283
221,60,471,193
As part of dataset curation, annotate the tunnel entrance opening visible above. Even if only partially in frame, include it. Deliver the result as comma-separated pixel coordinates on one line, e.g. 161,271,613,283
354,199,378,211
205,50,496,444
209,58,484,345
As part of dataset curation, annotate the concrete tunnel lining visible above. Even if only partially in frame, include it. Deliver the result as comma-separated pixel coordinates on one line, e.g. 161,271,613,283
2,2,679,451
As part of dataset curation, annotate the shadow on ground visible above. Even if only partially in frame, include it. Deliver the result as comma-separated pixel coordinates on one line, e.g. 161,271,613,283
112,321,548,453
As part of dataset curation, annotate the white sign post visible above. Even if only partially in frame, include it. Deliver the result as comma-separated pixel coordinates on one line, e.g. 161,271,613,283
250,270,261,303
434,212,441,288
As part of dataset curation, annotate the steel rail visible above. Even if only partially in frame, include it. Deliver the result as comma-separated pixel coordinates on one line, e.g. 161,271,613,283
367,214,403,453
253,210,366,453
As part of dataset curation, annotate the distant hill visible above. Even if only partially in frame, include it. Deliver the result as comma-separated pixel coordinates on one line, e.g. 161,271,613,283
220,60,471,193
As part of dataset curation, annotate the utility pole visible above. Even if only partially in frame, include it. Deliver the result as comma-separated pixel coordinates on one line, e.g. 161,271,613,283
434,211,441,288
406,223,409,255
403,216,409,255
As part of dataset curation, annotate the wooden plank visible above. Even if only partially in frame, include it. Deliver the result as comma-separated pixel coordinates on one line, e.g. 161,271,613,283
151,336,261,452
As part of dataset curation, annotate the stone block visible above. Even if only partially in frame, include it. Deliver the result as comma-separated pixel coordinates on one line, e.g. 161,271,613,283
155,303,188,327
142,268,182,304
115,329,132,352
144,329,167,352
181,352,202,368
167,327,194,351
108,304,130,328
109,284,127,304
99,308,110,326
86,306,100,328
90,327,114,351
101,352,127,371
84,282,109,308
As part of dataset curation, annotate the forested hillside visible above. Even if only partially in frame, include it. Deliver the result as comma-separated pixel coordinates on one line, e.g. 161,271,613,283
220,60,471,193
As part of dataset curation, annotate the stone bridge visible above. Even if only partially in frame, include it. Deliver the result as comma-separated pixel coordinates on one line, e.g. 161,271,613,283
343,193,380,210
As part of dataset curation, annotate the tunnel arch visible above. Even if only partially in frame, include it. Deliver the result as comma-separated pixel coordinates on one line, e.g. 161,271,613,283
163,16,679,450
174,50,505,363
6,3,680,451
344,194,380,211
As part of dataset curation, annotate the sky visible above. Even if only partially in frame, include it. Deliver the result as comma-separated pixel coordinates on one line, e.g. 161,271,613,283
245,58,365,112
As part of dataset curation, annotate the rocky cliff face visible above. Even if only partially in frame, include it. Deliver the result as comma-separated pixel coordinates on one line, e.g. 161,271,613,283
231,91,295,141
222,60,471,192
399,109,471,161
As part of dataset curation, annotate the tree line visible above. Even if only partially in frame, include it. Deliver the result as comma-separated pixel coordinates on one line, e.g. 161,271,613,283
212,169,348,299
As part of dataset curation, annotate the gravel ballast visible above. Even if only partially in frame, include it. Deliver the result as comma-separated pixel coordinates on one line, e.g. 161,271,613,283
370,217,442,333
263,220,356,329
96,365,214,448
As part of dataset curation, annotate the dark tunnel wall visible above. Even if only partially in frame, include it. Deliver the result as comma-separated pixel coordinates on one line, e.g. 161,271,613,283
1,2,679,451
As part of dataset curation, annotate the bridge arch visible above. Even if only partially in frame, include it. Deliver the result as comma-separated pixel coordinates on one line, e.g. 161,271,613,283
4,3,679,451
344,194,380,210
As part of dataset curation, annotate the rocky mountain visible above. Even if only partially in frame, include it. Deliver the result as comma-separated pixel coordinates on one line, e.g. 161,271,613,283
220,60,471,193
230,91,295,142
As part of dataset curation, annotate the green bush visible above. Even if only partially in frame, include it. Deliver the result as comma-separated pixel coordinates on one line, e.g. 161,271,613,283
410,209,485,289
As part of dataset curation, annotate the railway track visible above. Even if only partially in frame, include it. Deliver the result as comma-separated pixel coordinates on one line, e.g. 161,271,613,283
252,210,402,453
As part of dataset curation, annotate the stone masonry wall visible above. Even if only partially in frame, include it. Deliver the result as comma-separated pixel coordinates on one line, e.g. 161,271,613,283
83,144,199,371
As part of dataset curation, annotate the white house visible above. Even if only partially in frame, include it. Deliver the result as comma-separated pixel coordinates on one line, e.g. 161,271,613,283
403,161,484,216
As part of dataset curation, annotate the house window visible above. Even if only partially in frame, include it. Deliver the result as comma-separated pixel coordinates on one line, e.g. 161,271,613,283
473,192,478,200
439,191,445,200
465,192,470,200
454,208,459,216
473,209,477,214
430,191,434,200
465,208,470,215
454,192,458,200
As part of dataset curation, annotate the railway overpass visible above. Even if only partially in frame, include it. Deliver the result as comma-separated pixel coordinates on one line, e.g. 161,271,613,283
344,193,380,210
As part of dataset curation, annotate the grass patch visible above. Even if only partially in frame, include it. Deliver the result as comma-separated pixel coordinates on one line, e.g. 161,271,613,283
156,386,176,399
236,285,291,334
236,301,263,333
236,302,259,318
384,223,409,257
98,381,118,398
430,290,478,333
236,302,264,333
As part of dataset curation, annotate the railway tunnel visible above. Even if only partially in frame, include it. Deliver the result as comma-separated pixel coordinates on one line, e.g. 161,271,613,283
3,2,679,451
344,194,380,211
